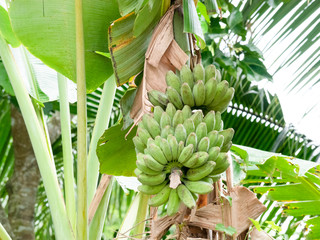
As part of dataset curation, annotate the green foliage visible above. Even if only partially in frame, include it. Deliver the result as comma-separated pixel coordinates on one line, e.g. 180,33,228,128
232,145,320,239
97,123,137,177
109,0,163,85
7,0,120,92
183,0,205,48
215,223,237,236
0,6,20,47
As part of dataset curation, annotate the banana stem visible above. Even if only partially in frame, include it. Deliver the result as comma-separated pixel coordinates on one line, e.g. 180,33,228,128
87,76,116,204
0,222,12,240
169,169,182,189
75,0,87,237
58,73,76,231
0,34,74,240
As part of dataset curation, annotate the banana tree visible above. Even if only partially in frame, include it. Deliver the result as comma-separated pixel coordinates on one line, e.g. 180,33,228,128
0,0,319,239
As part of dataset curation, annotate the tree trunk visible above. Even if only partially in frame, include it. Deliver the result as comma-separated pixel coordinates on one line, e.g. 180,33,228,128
5,105,41,240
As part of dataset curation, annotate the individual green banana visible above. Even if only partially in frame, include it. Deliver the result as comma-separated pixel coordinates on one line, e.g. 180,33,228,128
208,146,220,161
166,102,176,120
148,90,169,108
181,82,195,107
215,69,222,82
143,114,161,138
154,136,162,147
182,152,200,168
149,185,171,207
160,138,173,162
186,161,216,181
177,184,196,209
172,110,184,128
219,128,234,144
211,153,229,175
221,141,232,152
134,168,142,177
191,151,209,168
214,87,235,113
205,64,216,82
167,134,179,160
136,153,161,175
209,80,229,107
208,174,221,183
215,135,224,148
183,119,195,136
201,176,214,184
204,78,218,105
147,138,156,147
137,128,152,145
197,137,210,152
208,130,219,148
180,65,194,88
186,132,197,149
138,172,166,186
177,141,184,157
167,189,180,216
204,111,216,132
133,136,146,153
143,154,164,171
193,63,205,81
196,122,207,142
167,86,183,109
160,112,171,129
147,143,168,165
166,70,181,93
184,180,213,194
153,106,164,123
189,111,203,128
193,80,205,106
138,181,167,195
214,112,223,131
175,124,187,143
178,144,194,163
161,125,174,139
182,105,192,120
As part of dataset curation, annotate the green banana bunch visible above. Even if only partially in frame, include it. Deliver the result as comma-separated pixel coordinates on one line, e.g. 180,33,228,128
134,103,234,215
147,63,234,114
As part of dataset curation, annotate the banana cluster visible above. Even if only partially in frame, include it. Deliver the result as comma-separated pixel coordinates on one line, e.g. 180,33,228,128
133,104,234,215
148,64,234,113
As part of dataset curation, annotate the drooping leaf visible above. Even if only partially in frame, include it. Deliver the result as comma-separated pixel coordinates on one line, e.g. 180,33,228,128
183,0,205,48
109,1,166,86
8,0,121,92
97,123,137,177
133,0,162,37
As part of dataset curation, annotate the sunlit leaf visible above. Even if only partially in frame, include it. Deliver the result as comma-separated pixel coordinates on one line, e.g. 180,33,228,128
97,123,137,177
8,0,121,92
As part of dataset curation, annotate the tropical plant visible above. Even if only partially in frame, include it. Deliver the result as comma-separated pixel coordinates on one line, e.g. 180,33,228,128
0,0,319,240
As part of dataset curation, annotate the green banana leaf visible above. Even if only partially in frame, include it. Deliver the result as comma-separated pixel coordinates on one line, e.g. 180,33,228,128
183,0,205,48
240,151,320,240
8,0,121,92
0,6,19,47
109,0,166,85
